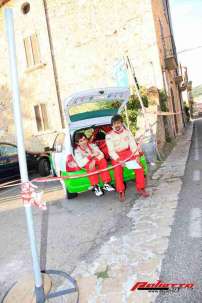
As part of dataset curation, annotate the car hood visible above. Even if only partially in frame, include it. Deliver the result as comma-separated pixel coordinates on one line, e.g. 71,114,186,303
64,87,130,124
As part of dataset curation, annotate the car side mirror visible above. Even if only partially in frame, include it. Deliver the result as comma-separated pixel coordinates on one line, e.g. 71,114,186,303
55,144,63,153
44,146,56,152
44,146,51,152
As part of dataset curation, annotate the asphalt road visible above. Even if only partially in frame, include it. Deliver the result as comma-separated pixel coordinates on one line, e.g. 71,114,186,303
155,119,202,303
0,176,139,301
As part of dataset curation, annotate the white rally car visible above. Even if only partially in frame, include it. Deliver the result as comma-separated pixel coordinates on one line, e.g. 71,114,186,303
48,87,148,199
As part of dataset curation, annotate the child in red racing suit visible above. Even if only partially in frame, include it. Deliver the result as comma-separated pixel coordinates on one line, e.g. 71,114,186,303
106,115,149,202
74,132,114,197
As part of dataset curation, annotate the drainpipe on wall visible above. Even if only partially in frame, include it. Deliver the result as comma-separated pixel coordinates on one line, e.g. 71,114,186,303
42,0,65,129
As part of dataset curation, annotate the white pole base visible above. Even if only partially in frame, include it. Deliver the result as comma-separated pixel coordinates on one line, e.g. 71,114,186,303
3,273,52,303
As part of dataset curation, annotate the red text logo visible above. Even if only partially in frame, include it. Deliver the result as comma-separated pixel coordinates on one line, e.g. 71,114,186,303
130,280,194,292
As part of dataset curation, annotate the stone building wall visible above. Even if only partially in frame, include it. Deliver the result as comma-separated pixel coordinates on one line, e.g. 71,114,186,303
151,0,184,137
0,0,183,151
45,0,164,103
0,0,62,151
35,0,167,151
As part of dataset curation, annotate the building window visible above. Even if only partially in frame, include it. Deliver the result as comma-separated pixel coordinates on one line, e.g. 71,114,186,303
23,33,41,68
21,2,30,14
34,104,49,132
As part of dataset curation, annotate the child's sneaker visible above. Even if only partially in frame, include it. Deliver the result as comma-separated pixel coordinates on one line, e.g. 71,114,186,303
103,183,115,192
93,185,104,197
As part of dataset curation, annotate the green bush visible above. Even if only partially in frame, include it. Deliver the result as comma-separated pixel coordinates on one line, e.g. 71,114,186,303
159,90,171,142
159,90,168,112
121,87,148,135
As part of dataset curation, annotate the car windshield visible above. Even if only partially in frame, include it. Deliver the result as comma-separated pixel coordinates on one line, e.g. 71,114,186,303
68,100,122,122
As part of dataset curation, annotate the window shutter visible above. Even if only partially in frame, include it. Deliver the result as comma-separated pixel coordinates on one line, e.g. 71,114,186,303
31,33,41,65
41,104,49,131
24,37,33,67
34,105,43,131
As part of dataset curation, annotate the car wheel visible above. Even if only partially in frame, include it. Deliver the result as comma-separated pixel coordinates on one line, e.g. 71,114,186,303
38,158,50,177
60,178,78,199
66,190,78,199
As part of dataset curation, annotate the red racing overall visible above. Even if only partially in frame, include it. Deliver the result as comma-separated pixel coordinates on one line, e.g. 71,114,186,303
111,148,145,193
74,143,111,186
106,127,145,193
84,157,110,186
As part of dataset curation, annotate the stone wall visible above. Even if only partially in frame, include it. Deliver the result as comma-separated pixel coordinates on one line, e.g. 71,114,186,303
0,0,183,151
46,0,164,103
0,0,62,151
151,0,184,136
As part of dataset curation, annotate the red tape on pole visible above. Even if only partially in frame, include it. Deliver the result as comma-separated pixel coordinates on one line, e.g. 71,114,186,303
21,182,47,210
0,148,141,189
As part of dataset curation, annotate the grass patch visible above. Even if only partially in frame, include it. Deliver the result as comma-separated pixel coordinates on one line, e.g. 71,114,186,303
95,266,109,279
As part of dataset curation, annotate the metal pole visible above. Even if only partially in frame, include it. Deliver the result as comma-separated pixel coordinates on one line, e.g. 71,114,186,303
124,104,130,129
124,55,162,161
5,9,45,303
42,0,65,129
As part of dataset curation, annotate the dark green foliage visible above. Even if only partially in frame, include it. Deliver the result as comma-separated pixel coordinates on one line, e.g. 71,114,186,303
159,90,171,142
159,90,168,112
121,87,149,135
